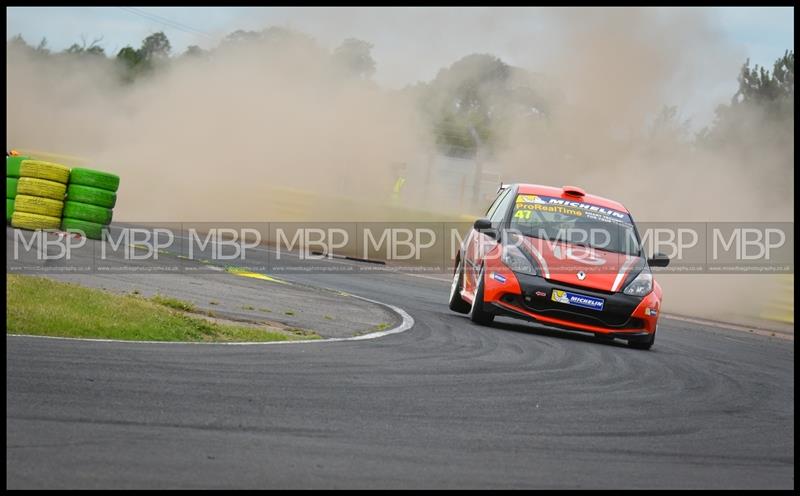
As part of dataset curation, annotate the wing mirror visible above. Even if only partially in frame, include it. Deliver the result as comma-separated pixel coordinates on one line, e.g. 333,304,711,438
647,252,670,267
473,218,498,239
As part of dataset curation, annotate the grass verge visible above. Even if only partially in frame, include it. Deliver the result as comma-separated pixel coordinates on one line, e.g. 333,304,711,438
151,294,196,312
7,274,317,342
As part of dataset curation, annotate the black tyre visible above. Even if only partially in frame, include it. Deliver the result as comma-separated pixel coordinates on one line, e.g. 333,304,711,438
628,326,656,350
448,257,471,314
468,265,494,325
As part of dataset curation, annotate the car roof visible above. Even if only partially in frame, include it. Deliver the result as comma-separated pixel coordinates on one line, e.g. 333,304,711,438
514,183,630,214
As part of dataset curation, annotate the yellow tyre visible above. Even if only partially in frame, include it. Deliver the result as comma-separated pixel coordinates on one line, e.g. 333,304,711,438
19,160,71,184
16,177,67,201
13,194,64,218
11,211,61,230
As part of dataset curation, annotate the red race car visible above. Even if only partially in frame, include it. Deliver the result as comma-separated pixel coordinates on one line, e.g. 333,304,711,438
449,183,669,350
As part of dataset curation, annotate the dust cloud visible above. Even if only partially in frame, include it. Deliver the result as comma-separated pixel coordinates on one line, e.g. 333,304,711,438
486,8,793,325
7,31,428,221
6,8,793,324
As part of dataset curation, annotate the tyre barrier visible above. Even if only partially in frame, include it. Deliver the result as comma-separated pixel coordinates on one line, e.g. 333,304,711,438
19,160,71,184
7,177,18,198
15,177,68,201
6,155,28,178
12,159,67,229
62,167,119,240
14,194,64,218
69,168,120,192
61,217,106,241
6,154,120,240
6,155,29,224
11,211,61,230
62,200,112,225
65,184,116,209
6,198,14,223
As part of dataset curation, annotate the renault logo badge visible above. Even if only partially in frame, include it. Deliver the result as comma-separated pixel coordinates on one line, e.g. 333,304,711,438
577,271,586,280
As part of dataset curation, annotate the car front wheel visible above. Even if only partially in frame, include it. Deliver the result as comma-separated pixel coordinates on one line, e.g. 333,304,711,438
628,326,656,350
468,265,494,325
448,258,471,314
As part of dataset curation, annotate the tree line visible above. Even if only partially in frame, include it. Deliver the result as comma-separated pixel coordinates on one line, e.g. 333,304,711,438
7,29,794,160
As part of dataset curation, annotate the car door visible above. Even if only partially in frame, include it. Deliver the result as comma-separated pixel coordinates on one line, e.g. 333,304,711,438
464,186,515,294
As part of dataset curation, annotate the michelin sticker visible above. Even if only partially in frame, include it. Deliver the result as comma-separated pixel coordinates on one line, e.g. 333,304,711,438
551,289,605,311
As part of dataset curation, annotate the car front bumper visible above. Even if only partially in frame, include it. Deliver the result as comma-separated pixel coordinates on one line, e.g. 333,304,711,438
482,268,661,337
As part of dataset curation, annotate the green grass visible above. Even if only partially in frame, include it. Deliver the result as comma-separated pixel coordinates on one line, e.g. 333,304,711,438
151,294,196,312
6,274,317,343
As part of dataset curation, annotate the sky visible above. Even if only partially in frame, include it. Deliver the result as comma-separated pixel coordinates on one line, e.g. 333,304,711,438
6,6,794,128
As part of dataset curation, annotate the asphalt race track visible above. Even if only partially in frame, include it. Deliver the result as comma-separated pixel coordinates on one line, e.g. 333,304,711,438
6,229,795,489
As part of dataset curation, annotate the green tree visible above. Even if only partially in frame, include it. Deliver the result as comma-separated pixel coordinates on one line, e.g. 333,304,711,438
8,34,28,50
735,50,794,107
698,50,794,147
140,31,171,60
115,45,146,82
417,53,548,158
222,29,260,46
183,45,207,58
63,35,105,57
114,32,172,82
34,37,50,55
333,38,376,80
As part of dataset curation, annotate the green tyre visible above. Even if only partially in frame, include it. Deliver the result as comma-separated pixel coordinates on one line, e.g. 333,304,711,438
61,217,106,240
7,177,18,198
6,155,29,178
66,184,117,208
69,168,120,192
63,201,112,225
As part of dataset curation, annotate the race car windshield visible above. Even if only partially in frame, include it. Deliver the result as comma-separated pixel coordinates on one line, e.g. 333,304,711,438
508,194,642,256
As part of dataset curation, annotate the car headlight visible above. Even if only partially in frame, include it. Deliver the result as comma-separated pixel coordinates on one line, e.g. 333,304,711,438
623,269,653,296
501,244,537,276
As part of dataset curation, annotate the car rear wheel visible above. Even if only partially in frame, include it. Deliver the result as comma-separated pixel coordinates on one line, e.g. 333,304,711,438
448,258,471,314
468,265,494,325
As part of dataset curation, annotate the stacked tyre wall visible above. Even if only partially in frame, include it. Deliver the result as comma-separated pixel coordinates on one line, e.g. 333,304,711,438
10,160,70,231
62,168,119,240
6,155,28,222
6,154,120,241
